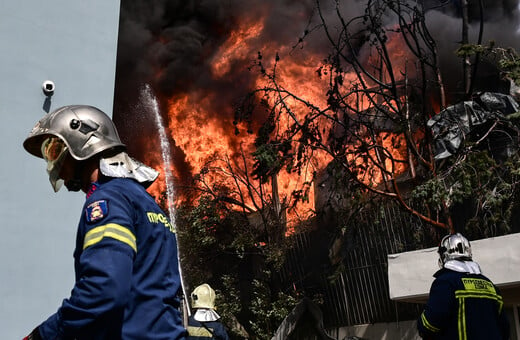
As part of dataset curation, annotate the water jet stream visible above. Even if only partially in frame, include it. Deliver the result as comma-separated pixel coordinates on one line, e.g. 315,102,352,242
142,84,176,222
140,84,191,318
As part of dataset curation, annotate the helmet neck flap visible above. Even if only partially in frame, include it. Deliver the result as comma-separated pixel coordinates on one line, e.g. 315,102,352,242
99,152,158,188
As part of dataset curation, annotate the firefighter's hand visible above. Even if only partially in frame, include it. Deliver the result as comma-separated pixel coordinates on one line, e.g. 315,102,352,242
23,327,42,340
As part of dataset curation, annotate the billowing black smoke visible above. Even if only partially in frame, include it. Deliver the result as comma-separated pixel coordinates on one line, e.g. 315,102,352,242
423,0,520,99
113,0,319,108
112,0,520,179
114,0,520,110
113,0,320,175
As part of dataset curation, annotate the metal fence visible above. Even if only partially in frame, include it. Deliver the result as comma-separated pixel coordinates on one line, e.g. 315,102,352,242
278,202,428,328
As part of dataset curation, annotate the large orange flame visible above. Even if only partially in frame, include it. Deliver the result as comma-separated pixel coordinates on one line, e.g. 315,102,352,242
147,14,415,233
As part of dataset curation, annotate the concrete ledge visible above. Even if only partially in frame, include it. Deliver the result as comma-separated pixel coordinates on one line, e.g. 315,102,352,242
328,320,421,340
388,233,520,305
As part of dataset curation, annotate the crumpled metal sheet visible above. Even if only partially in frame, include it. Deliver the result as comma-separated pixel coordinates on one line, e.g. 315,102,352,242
427,92,519,160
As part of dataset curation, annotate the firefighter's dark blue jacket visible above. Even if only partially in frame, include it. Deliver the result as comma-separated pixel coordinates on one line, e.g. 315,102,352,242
417,266,509,340
187,314,230,340
39,177,186,339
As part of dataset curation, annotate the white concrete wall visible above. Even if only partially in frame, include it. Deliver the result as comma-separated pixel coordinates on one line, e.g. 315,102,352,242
327,320,421,340
327,308,519,340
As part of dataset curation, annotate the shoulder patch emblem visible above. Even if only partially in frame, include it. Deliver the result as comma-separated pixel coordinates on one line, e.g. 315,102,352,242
85,200,108,223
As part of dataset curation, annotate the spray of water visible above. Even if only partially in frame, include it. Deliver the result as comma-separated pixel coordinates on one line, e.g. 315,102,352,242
139,84,191,318
141,84,177,223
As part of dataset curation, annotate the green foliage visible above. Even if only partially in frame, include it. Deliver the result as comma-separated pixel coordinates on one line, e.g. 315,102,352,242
252,143,284,184
182,195,220,246
218,275,242,319
175,196,223,286
455,43,486,58
251,111,294,185
464,154,520,239
499,55,520,83
456,42,520,83
411,177,451,209
411,151,520,236
176,196,297,339
217,275,249,339
248,273,298,339
413,152,496,208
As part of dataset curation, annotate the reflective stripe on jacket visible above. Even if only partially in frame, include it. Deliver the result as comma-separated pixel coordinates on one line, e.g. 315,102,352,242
39,177,186,339
417,266,509,340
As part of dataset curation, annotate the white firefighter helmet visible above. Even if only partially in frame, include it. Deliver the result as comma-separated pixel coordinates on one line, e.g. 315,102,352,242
191,283,216,310
23,105,126,191
438,233,472,267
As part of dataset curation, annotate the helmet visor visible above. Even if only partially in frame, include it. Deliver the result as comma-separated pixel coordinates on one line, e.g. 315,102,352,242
41,137,68,192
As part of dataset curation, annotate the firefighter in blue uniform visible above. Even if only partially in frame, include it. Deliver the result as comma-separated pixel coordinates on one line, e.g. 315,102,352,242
22,105,187,339
417,233,509,340
187,284,230,340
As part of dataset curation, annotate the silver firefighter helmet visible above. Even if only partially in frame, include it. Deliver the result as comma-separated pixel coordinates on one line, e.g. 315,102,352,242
438,233,472,267
23,105,126,161
23,105,126,191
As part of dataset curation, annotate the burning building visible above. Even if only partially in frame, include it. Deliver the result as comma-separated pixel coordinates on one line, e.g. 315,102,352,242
112,0,520,338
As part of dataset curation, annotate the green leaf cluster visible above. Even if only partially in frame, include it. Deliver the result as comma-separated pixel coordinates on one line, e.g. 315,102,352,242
248,274,298,340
